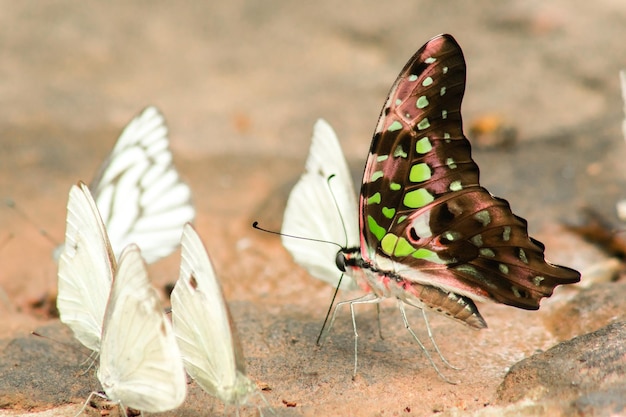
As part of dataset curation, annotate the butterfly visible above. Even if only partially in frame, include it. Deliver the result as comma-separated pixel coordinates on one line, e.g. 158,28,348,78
88,244,187,415
55,106,195,264
281,34,580,374
171,223,260,410
57,182,186,415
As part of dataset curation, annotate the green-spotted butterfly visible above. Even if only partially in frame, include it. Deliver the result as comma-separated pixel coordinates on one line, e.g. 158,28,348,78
281,34,580,376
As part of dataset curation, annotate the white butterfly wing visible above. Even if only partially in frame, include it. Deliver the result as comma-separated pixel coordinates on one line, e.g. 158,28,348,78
57,182,116,353
281,119,360,290
171,224,256,406
90,106,195,264
97,244,186,412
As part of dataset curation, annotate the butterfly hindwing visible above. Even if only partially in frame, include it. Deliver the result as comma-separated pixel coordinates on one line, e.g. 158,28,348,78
90,106,195,264
97,244,186,412
359,34,580,311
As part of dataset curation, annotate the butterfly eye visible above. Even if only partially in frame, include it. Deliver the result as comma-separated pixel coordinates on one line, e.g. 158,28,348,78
335,252,347,272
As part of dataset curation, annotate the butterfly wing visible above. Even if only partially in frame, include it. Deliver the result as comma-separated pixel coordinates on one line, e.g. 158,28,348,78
282,119,360,290
57,182,116,353
171,223,256,406
359,34,580,309
90,106,195,264
97,244,186,412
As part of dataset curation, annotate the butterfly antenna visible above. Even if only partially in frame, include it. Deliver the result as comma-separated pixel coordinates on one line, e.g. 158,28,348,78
325,174,350,248
5,198,60,247
312,174,354,342
252,222,343,249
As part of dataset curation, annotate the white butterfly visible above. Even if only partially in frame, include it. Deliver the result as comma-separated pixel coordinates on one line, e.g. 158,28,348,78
57,181,116,353
171,223,258,408
281,119,360,291
93,244,187,414
56,106,195,264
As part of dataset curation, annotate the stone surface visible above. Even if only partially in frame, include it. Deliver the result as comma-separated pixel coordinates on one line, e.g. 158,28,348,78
496,321,626,416
1,1,626,416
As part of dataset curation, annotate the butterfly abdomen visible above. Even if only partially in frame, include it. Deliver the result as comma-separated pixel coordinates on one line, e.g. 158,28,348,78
342,250,487,329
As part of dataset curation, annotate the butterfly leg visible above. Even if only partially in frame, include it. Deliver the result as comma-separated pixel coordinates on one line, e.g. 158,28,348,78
319,293,379,346
396,301,458,384
347,294,386,378
318,293,383,377
73,391,108,417
420,308,462,371
376,303,384,341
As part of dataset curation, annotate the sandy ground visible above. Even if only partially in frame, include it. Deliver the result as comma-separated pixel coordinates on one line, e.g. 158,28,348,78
1,1,626,416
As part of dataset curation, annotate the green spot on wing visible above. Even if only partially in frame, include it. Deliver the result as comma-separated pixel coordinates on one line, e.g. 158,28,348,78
377,155,389,162
397,215,407,224
440,86,446,96
471,234,483,247
403,189,434,209
417,118,430,130
518,248,528,264
409,163,431,182
474,210,491,226
368,192,381,205
424,57,436,64
446,157,457,169
422,76,433,87
449,180,462,191
394,237,415,257
367,215,386,241
499,264,509,274
443,231,461,241
390,182,401,191
371,171,383,182
502,226,511,241
442,110,448,119
388,120,403,132
381,233,397,255
412,248,446,264
479,248,495,257
382,207,396,219
393,145,408,158
415,137,432,154
408,74,418,81
416,96,429,109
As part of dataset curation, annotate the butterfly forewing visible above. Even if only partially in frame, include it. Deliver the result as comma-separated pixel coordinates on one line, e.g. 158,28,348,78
171,224,256,406
90,106,195,264
57,182,116,353
282,119,360,290
359,34,579,314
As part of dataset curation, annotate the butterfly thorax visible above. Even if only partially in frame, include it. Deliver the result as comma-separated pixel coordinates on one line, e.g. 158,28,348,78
337,247,488,329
